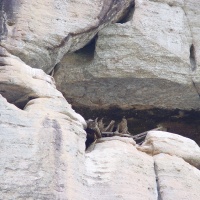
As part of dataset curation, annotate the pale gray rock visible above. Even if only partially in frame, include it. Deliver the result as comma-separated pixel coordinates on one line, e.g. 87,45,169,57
54,0,200,110
184,0,200,97
0,0,133,72
1,1,200,198
0,39,90,198
0,95,87,199
1,85,200,199
85,137,158,200
0,46,86,128
154,154,200,200
97,135,136,145
138,130,200,169
0,43,89,199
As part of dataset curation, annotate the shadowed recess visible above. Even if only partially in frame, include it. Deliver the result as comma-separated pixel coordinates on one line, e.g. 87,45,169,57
117,1,135,23
74,106,200,146
74,36,97,59
190,44,197,71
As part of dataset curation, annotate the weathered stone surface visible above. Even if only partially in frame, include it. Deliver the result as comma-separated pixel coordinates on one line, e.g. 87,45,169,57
54,0,200,110
184,0,200,97
85,137,158,200
1,86,200,200
0,96,87,200
138,130,200,169
1,0,200,199
0,46,86,128
97,135,136,145
0,44,89,199
0,0,133,72
154,154,200,200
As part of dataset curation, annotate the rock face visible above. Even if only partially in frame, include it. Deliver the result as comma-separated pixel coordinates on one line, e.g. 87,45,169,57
0,0,133,73
0,95,87,199
138,130,200,169
1,0,200,199
0,47,86,127
1,80,200,200
54,0,200,110
84,136,200,200
0,46,88,199
154,154,200,200
85,137,158,200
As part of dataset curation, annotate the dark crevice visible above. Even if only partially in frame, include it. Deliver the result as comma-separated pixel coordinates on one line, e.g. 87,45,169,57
192,79,200,98
168,3,174,7
48,35,98,77
154,162,162,200
49,67,55,77
48,0,134,51
0,85,38,110
74,106,200,146
53,63,60,75
0,1,7,41
75,36,97,59
85,128,97,149
14,96,38,110
0,93,37,111
190,44,197,71
0,0,19,41
49,63,59,77
117,2,135,23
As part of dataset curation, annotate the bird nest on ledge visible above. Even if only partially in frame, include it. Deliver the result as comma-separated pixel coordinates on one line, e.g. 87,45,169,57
86,117,165,145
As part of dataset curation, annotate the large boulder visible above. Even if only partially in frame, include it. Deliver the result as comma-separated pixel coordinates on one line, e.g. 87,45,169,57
0,45,88,199
154,154,200,200
54,0,200,110
85,137,158,200
0,0,134,73
85,135,200,200
0,47,86,128
138,130,200,169
0,94,87,200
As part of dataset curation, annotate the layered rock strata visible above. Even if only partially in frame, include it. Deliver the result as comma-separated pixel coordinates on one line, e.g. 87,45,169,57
54,0,200,110
0,95,87,199
154,154,200,200
1,73,200,200
85,137,158,200
85,132,200,200
1,47,199,199
138,130,200,168
0,47,87,199
0,0,134,73
0,0,200,199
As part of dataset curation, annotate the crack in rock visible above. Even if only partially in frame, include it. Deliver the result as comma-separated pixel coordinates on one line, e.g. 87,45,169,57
192,79,200,98
154,161,162,200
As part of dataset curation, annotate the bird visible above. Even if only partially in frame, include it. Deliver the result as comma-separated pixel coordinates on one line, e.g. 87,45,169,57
116,116,130,134
98,118,105,132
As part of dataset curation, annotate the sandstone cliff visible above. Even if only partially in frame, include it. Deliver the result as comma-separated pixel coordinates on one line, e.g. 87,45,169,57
0,0,133,73
54,0,200,111
1,0,200,199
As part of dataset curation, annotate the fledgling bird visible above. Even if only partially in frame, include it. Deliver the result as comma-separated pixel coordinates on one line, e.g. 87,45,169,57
116,116,130,134
94,118,102,138
86,118,102,139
